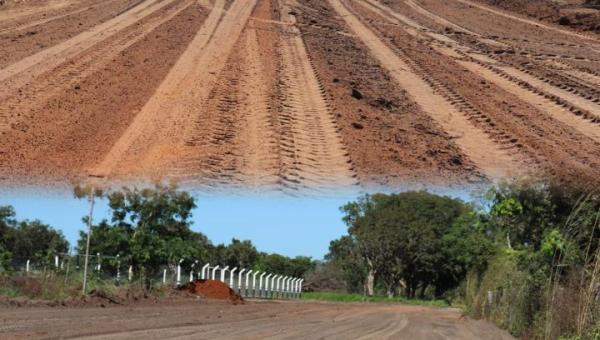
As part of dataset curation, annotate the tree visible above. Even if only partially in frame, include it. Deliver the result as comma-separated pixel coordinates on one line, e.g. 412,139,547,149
438,211,495,295
76,184,203,288
337,191,492,298
222,238,259,269
487,178,556,250
9,220,69,263
0,205,68,270
0,206,16,269
326,235,367,293
254,253,316,278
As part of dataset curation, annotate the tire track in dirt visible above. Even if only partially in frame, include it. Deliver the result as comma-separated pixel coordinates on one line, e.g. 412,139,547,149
168,22,281,191
0,0,72,25
403,0,479,37
396,0,600,107
355,0,600,185
330,0,522,180
453,0,600,44
367,0,600,133
164,0,356,193
274,0,357,192
0,0,108,34
45,303,512,340
0,0,175,94
93,0,258,180
0,0,194,134
0,2,208,184
456,59,600,143
497,66,600,115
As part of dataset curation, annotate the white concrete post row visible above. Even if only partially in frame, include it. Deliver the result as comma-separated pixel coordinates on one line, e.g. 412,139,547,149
170,262,304,299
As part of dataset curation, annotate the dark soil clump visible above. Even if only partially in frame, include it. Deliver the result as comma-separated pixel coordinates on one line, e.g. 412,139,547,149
179,279,244,304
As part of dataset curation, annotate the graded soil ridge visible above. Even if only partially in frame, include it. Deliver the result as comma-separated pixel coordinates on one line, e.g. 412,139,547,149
1,0,600,189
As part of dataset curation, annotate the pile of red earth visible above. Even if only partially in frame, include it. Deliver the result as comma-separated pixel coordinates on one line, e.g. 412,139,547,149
179,279,244,304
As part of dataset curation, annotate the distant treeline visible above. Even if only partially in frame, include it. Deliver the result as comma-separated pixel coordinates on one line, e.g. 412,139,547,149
0,185,315,282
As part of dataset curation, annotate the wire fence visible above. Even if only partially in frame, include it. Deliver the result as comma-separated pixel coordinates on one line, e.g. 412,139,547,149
4,255,304,299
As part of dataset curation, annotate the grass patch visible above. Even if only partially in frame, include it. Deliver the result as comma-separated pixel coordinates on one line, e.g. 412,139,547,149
302,291,448,307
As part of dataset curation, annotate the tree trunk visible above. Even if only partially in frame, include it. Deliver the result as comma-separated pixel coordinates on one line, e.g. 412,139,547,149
366,269,375,296
419,284,427,299
409,281,418,299
387,281,397,298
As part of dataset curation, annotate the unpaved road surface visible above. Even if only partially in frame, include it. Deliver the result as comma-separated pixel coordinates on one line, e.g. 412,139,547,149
0,300,513,339
1,0,600,190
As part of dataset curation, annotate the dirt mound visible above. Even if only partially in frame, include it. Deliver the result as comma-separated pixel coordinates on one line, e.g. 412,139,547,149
179,279,244,304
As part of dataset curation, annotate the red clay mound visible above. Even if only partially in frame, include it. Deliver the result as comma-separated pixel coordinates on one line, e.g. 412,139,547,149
179,279,244,304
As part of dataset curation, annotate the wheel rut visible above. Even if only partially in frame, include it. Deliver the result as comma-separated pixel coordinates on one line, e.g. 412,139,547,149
0,0,195,134
364,0,600,142
0,0,178,97
168,24,281,191
355,0,600,183
93,0,258,180
390,0,600,117
453,0,600,44
274,0,357,192
331,0,522,180
168,0,357,193
0,0,112,34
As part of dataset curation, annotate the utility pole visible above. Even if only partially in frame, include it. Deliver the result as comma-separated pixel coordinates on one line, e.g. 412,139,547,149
81,187,95,295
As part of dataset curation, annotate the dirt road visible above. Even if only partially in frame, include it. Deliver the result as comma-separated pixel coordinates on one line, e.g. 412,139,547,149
0,300,513,339
1,0,599,190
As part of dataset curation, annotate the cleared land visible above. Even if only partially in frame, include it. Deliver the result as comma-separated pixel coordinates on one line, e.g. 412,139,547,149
0,299,513,339
1,0,599,190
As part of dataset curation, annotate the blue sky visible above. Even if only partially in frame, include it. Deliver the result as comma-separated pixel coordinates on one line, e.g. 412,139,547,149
0,187,476,259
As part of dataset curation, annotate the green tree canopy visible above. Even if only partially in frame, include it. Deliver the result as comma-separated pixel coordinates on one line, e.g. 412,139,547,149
333,191,492,298
76,184,204,286
0,205,68,269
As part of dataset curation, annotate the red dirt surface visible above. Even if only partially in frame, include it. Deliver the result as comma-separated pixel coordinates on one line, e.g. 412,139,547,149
179,279,244,304
2,0,600,190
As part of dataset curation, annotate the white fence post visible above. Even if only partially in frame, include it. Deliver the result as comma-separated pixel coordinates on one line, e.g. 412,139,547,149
238,269,246,294
25,259,30,273
163,269,167,284
245,270,253,297
176,259,183,286
264,273,272,298
190,261,198,282
298,279,304,298
211,265,219,280
271,275,278,299
201,263,210,280
230,267,237,288
116,255,120,283
276,276,282,299
128,265,133,281
284,277,290,299
254,271,261,298
291,278,297,299
220,266,229,282
55,255,59,268
96,253,101,273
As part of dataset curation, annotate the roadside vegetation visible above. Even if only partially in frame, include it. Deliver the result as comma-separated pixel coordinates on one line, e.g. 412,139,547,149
2,180,600,338
301,291,447,307
305,179,600,339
